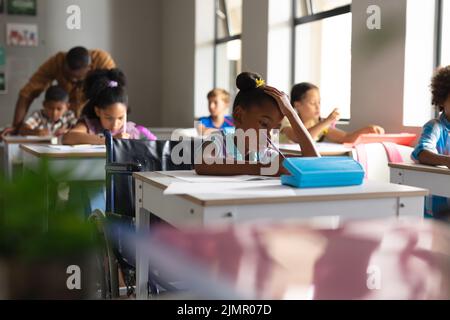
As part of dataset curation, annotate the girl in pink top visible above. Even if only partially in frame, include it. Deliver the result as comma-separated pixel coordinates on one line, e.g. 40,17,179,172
63,68,157,145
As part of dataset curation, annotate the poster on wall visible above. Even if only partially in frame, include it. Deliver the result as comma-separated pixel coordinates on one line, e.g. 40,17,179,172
0,72,6,94
7,0,36,16
6,23,38,47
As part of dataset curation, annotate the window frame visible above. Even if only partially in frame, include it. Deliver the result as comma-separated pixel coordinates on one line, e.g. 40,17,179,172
213,0,242,88
435,0,443,67
435,0,444,117
292,0,352,121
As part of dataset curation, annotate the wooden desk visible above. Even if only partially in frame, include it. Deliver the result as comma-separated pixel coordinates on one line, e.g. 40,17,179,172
133,171,428,299
389,163,450,198
279,143,354,157
3,136,56,180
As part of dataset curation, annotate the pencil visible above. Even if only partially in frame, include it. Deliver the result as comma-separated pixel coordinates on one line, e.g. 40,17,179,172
266,137,287,161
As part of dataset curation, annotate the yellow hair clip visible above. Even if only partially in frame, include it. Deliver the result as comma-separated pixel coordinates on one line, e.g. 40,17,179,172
256,78,265,88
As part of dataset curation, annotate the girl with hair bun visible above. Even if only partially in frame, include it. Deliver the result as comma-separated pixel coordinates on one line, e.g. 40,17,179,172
63,68,156,145
195,72,320,176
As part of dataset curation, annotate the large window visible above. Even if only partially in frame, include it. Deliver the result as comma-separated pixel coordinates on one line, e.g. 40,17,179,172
403,0,450,126
403,0,437,126
293,0,352,120
214,0,242,97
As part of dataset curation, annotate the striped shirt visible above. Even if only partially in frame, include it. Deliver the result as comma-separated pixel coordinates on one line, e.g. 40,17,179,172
24,110,77,133
205,130,279,164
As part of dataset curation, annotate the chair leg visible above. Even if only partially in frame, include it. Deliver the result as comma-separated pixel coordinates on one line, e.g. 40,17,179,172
107,247,120,298
96,254,107,299
88,209,114,299
148,278,160,297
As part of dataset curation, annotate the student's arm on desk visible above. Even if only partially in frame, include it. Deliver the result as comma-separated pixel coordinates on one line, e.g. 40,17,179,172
18,124,50,137
417,150,450,169
325,126,384,144
0,96,35,139
62,123,105,145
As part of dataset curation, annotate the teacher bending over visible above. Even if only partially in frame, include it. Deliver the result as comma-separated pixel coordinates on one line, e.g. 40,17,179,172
1,46,116,138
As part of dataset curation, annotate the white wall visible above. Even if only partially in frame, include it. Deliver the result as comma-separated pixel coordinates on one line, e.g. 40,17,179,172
241,0,269,78
348,0,420,135
0,0,162,127
160,0,196,128
0,0,47,127
267,0,292,93
109,0,162,127
194,0,215,119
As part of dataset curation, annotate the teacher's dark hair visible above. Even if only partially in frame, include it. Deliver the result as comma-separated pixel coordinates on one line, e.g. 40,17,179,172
66,46,91,71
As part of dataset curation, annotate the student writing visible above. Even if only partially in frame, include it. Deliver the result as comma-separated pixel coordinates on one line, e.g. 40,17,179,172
63,69,156,145
195,72,320,177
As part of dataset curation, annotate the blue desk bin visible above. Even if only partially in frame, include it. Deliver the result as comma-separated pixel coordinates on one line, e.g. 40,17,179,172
281,157,365,188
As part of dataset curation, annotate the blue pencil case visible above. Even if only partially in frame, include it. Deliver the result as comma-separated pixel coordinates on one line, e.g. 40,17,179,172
281,157,365,188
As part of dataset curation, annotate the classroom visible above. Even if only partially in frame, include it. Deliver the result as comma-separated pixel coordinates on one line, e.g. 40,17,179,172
0,0,449,304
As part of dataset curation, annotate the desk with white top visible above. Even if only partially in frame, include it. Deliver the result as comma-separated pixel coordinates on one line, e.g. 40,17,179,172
20,144,107,215
389,163,450,198
21,144,106,181
3,136,56,180
133,170,428,299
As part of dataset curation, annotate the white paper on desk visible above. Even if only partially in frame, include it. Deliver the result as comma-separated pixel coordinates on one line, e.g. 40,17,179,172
158,170,277,183
163,181,298,196
47,145,106,151
46,145,76,151
317,143,352,153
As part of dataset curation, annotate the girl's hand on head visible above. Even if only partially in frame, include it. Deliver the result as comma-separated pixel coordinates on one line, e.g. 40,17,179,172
326,108,341,122
113,132,131,140
263,86,294,117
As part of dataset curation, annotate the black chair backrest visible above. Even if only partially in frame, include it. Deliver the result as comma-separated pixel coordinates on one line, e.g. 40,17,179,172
105,131,198,218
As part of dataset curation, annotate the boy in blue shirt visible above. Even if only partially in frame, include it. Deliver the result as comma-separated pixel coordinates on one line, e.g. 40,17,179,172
197,88,234,136
412,66,450,219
